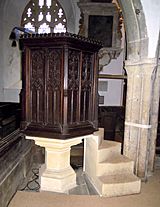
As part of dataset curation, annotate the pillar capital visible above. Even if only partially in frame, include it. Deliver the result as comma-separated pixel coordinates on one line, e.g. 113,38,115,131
125,57,157,66
125,58,157,76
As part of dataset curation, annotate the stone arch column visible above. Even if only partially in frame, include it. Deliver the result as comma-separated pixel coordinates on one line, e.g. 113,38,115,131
117,0,158,179
124,59,157,179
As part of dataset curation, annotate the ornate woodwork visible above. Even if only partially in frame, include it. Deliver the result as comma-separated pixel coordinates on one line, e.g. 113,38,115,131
19,33,102,139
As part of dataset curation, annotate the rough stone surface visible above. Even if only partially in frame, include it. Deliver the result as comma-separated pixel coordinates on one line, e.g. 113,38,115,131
124,59,157,179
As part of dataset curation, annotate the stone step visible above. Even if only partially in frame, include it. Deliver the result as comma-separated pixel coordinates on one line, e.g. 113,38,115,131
97,173,141,197
84,128,141,198
97,140,121,162
96,155,134,176
93,128,105,147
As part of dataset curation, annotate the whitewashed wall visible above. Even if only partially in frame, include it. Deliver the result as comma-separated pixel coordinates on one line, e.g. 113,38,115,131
141,0,160,57
98,51,124,106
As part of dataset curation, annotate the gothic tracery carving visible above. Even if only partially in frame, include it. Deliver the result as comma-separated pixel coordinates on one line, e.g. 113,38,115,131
68,50,80,91
81,53,93,91
47,49,62,91
21,0,67,33
31,50,45,90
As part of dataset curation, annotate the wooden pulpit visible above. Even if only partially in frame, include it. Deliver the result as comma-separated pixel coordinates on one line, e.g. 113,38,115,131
19,33,102,139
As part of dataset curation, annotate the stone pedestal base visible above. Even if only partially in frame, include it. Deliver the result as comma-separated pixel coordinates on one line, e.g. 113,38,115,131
26,136,86,193
39,165,76,192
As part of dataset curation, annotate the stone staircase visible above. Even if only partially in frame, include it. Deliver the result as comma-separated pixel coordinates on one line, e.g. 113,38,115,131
84,128,141,197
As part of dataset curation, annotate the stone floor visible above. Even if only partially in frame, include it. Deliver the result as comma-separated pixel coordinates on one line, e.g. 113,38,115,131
17,164,98,195
17,153,160,196
9,169,160,207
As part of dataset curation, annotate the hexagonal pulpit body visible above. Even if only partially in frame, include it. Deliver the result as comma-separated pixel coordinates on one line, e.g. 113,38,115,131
19,33,102,139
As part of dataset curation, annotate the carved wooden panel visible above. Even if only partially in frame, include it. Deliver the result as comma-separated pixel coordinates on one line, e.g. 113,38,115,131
46,48,62,126
68,49,81,124
30,49,45,124
81,52,93,122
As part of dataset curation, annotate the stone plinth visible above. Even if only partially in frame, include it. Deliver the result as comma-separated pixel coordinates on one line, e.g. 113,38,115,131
26,136,90,193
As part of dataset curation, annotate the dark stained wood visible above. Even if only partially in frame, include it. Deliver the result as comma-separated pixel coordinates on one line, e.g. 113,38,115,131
88,15,113,47
98,106,125,142
0,103,21,139
0,103,22,156
19,33,102,139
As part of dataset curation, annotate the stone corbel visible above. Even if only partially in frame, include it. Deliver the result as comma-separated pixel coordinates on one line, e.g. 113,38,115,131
98,47,122,71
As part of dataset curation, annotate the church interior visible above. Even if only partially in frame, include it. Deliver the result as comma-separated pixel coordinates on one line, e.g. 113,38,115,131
0,0,160,207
